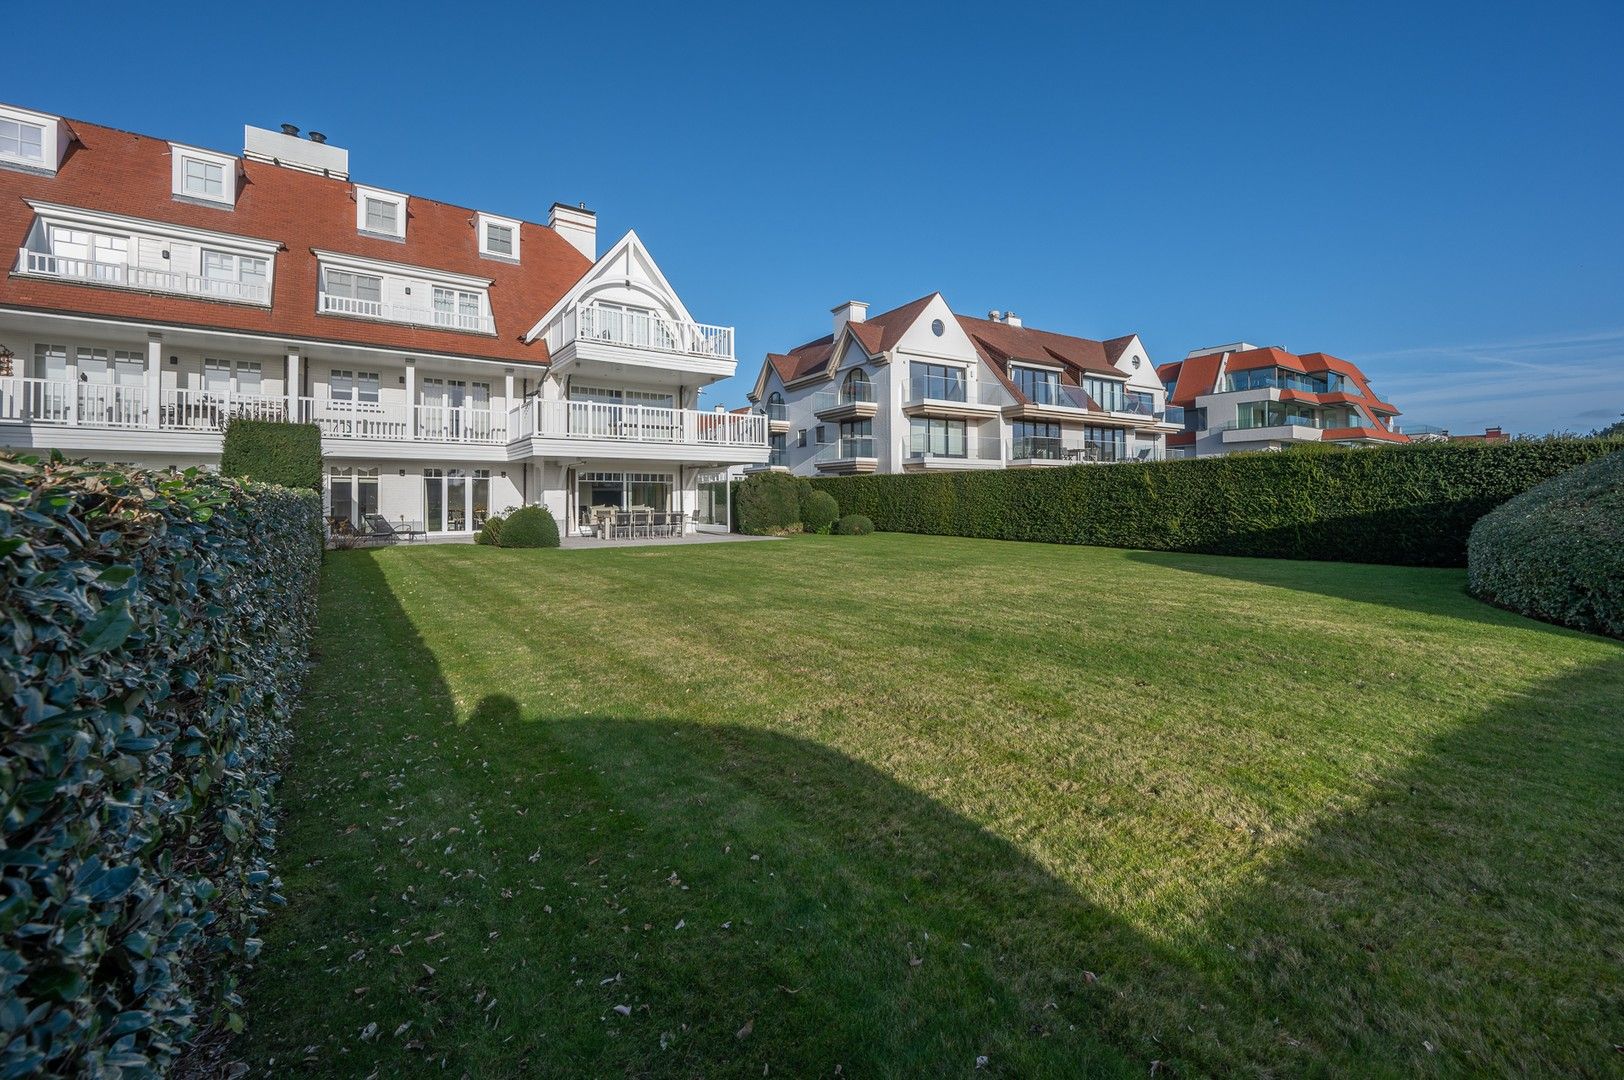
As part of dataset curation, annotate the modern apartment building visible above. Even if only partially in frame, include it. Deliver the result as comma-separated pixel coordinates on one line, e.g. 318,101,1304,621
747,294,1180,475
1158,343,1409,457
0,102,765,536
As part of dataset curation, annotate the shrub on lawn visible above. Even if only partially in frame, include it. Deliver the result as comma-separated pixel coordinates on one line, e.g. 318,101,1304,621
499,505,560,548
834,513,874,536
800,490,840,534
811,438,1624,567
1468,449,1624,638
737,472,807,535
0,453,322,1074
476,514,506,546
220,419,323,491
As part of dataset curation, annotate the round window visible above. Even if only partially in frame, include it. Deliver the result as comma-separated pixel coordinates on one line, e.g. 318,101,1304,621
1132,356,1142,368
931,318,945,337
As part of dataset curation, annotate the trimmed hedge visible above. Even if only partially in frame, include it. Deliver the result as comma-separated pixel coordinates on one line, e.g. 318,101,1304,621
0,453,322,1074
811,439,1624,567
499,505,560,548
1468,449,1624,637
800,490,840,534
475,514,506,546
834,513,874,536
219,420,324,491
737,472,809,535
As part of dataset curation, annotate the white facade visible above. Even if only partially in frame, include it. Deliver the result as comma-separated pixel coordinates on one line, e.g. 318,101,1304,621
749,294,1181,476
0,108,766,537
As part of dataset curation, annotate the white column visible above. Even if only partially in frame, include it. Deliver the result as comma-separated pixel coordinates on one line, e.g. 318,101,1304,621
145,333,162,429
404,358,416,440
504,368,515,439
286,347,302,423
65,348,79,426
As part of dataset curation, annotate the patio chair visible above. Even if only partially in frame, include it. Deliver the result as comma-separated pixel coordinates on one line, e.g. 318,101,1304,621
363,514,418,543
631,509,653,539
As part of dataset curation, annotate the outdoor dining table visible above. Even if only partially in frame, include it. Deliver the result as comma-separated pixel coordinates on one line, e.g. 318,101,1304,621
590,509,687,540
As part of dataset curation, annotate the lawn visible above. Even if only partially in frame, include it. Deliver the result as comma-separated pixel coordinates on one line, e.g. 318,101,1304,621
240,534,1624,1077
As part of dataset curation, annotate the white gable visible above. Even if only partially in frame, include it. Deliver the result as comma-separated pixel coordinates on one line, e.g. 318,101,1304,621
523,229,697,344
891,294,978,362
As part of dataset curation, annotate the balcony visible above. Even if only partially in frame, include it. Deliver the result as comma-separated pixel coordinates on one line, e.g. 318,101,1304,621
812,436,878,473
752,401,791,433
902,372,1007,418
17,249,270,305
511,399,769,464
318,292,495,335
811,381,878,421
1008,435,1068,463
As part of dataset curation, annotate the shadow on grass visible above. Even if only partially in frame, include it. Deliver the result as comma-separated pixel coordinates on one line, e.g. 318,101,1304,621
246,548,1624,1077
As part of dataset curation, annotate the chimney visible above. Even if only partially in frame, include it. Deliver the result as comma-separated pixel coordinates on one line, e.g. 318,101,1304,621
1004,311,1022,328
549,202,597,260
988,309,1002,322
831,300,869,336
243,124,349,179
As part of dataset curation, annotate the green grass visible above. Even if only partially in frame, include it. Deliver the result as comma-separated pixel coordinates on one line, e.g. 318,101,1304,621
241,534,1624,1077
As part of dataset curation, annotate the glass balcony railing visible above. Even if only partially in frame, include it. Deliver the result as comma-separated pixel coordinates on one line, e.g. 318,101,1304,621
907,433,1001,460
907,373,1009,406
756,401,788,421
767,446,787,466
1018,381,1090,409
811,382,877,412
1009,435,1066,460
1218,368,1350,395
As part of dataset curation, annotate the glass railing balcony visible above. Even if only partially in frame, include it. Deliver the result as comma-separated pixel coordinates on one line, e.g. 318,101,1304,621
1163,405,1186,426
906,373,1008,406
907,433,1001,460
811,382,878,412
1218,369,1349,395
813,436,876,462
767,446,788,466
1009,435,1066,460
755,401,788,421
1019,382,1090,409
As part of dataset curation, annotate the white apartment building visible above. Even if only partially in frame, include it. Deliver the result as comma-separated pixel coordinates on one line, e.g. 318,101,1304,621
0,104,765,536
746,294,1180,475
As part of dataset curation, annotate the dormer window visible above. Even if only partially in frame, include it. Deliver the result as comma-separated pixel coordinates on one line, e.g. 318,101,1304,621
477,213,520,261
0,104,63,174
169,144,237,207
355,186,407,240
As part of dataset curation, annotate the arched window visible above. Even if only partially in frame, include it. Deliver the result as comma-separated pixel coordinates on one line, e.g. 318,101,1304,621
766,391,786,420
841,368,871,404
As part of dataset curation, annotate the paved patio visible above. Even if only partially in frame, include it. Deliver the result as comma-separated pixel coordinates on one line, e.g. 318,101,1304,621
560,531,780,550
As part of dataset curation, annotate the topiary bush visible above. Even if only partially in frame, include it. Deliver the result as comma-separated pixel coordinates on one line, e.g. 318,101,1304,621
811,438,1624,567
834,513,875,536
220,419,323,491
800,490,840,534
0,452,322,1074
476,514,505,546
736,472,804,535
1468,449,1624,638
499,505,560,548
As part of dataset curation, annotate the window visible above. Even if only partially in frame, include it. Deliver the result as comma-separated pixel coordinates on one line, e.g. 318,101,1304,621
0,117,45,164
1185,407,1207,432
797,429,807,448
814,425,827,444
185,158,225,198
909,416,967,457
472,469,491,527
839,419,874,456
202,358,260,396
48,225,128,269
432,287,482,330
1012,364,1068,406
1082,425,1126,462
202,249,269,299
913,362,966,402
485,223,514,255
355,186,407,238
477,213,521,260
330,466,379,529
1083,376,1125,412
364,197,398,235
324,269,383,305
330,369,381,404
34,344,68,381
1125,389,1156,416
930,318,945,337
170,144,236,206
1012,420,1062,460
840,367,872,403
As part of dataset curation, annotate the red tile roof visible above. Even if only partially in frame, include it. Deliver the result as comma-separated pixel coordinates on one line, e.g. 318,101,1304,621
0,117,592,365
1156,345,1404,427
763,293,940,385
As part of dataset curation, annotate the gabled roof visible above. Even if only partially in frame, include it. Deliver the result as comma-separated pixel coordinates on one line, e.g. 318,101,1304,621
761,293,941,390
0,116,592,365
1158,344,1404,421
957,314,1135,380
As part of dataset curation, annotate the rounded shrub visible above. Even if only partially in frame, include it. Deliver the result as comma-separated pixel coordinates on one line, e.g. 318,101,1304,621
834,513,874,536
498,506,560,548
475,515,505,546
1468,449,1624,638
800,490,839,534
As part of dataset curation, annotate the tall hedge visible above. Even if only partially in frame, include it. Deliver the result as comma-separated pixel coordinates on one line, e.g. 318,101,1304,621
220,419,324,491
810,439,1624,567
1468,449,1624,637
0,454,322,1074
736,472,809,535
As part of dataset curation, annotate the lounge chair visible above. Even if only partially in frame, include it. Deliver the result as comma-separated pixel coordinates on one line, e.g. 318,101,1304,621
364,514,423,543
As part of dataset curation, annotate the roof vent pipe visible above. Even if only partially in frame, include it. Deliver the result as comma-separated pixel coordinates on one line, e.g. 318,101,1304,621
280,123,300,137
308,131,327,144
988,310,1002,322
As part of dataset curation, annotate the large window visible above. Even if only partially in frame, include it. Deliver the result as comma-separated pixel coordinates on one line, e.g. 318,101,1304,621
1012,364,1071,406
1011,420,1062,460
1083,376,1125,412
0,117,45,164
472,469,491,527
48,225,127,270
840,367,873,403
839,418,874,456
909,416,967,457
325,269,382,305
330,369,381,404
574,472,675,529
329,466,379,529
912,362,966,402
1082,425,1126,462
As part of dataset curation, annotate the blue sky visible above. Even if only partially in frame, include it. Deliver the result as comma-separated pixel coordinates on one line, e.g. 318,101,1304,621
18,1,1624,433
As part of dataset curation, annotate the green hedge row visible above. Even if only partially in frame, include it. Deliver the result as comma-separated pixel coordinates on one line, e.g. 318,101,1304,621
219,419,324,491
810,440,1624,567
1468,449,1624,637
0,454,323,1074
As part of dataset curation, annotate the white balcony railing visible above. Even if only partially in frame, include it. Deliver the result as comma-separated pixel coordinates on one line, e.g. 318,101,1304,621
572,304,734,361
18,249,270,304
318,292,496,335
516,399,766,447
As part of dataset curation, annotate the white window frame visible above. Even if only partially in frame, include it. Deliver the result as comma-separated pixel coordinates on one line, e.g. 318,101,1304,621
477,213,521,261
355,185,407,239
169,143,238,207
0,105,59,173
